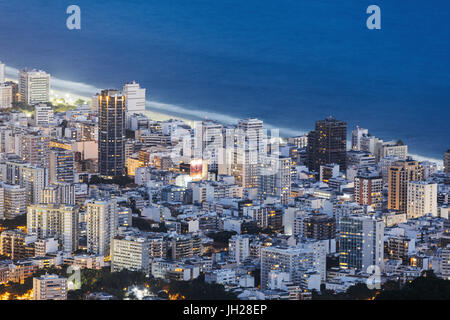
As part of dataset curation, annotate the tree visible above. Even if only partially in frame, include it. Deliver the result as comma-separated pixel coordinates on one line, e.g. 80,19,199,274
7,277,34,299
89,175,134,187
147,275,238,300
69,268,147,300
206,231,237,245
74,99,87,106
132,218,167,233
345,283,377,300
251,269,261,288
0,214,27,230
376,270,450,300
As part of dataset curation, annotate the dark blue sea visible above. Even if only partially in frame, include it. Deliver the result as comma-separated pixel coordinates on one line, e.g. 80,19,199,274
0,0,449,160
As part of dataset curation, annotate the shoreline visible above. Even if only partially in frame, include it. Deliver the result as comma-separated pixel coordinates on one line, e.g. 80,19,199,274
5,65,444,168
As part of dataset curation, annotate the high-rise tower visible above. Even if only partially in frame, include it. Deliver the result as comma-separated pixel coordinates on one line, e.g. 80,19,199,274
307,117,347,172
98,89,125,177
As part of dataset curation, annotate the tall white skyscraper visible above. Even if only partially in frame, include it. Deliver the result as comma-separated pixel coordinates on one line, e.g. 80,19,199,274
1,183,26,220
261,246,303,290
228,235,250,264
0,83,12,109
111,236,150,273
20,165,47,206
19,69,50,105
258,156,292,204
407,181,438,219
27,204,79,253
195,120,224,173
41,183,75,206
86,199,118,256
297,240,327,282
0,127,14,154
19,133,50,168
441,245,450,280
123,81,146,114
339,215,384,272
233,118,265,188
261,244,325,290
34,104,54,126
351,126,369,151
0,61,5,83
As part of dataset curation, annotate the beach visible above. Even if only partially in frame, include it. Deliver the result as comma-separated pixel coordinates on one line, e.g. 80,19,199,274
4,64,444,168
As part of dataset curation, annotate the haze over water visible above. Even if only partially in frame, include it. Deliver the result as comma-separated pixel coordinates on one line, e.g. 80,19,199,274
0,0,449,160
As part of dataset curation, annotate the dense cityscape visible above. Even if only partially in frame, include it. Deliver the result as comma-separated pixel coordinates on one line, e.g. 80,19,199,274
0,61,449,301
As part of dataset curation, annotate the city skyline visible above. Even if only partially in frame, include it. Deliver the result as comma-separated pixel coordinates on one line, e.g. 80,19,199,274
0,1,449,161
1,62,446,167
0,0,449,306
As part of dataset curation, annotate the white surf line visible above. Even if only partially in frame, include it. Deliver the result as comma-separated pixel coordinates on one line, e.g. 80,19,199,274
5,64,444,167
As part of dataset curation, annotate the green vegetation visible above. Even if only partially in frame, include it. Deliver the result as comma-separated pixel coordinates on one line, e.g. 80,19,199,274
69,268,147,300
74,99,88,106
33,266,236,300
3,101,78,116
132,218,168,233
0,103,36,116
251,269,261,288
0,267,65,300
242,225,277,237
125,129,136,139
69,268,237,300
376,271,450,300
0,214,27,230
0,277,34,299
16,103,35,114
89,175,135,187
0,259,240,300
53,103,77,113
312,271,450,300
206,231,237,246
312,282,378,300
148,274,238,300
51,98,87,113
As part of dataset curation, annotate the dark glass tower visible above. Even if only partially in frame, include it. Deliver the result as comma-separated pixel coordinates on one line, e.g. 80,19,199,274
307,116,347,172
98,89,125,177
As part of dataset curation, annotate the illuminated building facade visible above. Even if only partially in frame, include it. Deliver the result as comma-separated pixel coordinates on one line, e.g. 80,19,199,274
354,168,383,210
407,181,438,219
26,204,79,253
20,134,50,168
233,118,265,188
18,69,50,105
111,236,150,273
307,117,347,173
49,148,74,184
98,89,126,177
33,274,67,300
445,150,450,175
123,81,146,114
339,215,384,271
387,160,423,214
86,199,118,256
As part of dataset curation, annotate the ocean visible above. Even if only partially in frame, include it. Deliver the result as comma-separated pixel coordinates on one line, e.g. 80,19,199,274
0,0,449,161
